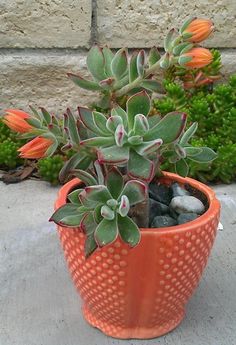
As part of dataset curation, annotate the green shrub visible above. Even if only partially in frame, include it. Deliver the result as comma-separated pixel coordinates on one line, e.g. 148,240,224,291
0,139,23,169
0,120,25,169
38,155,64,185
153,74,236,183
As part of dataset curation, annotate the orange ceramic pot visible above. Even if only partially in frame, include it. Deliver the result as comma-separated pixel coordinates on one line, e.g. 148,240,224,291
55,172,220,339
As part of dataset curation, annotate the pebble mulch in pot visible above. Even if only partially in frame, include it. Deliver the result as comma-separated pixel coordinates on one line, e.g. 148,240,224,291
149,182,207,227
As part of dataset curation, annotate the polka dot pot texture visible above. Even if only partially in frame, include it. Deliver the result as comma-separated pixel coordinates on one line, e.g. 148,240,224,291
55,172,220,339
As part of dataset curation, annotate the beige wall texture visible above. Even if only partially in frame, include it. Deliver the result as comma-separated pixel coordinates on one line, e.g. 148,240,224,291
1,0,236,112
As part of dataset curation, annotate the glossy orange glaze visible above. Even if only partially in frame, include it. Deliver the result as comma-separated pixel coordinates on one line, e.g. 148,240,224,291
55,172,220,339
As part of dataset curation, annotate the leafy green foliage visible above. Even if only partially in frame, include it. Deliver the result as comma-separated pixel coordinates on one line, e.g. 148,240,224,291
0,138,23,168
38,155,64,185
154,73,236,183
0,120,25,169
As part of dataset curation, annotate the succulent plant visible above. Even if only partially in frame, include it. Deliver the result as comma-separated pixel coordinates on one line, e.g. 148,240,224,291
50,166,147,257
2,17,218,257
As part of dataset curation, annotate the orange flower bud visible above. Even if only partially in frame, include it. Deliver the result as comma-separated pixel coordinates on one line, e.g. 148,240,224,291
3,109,33,133
18,137,53,159
183,18,214,43
181,48,213,69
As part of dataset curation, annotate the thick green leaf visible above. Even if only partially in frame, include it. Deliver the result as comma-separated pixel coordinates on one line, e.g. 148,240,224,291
137,50,145,77
94,160,105,185
92,111,110,136
80,136,115,147
115,124,126,147
148,47,161,67
111,106,128,127
175,159,189,177
58,214,84,227
126,91,151,130
128,149,154,182
147,114,162,127
128,135,143,145
95,217,118,246
78,107,101,134
94,204,103,223
71,169,97,186
185,146,203,156
67,189,83,204
50,204,83,227
118,195,130,217
118,214,141,247
59,152,91,183
67,73,102,91
102,46,114,77
111,48,128,80
106,116,123,133
188,147,217,163
180,122,198,146
26,117,42,128
144,112,187,143
87,45,107,81
134,139,162,156
44,139,58,157
81,212,97,235
106,167,124,199
101,205,115,220
129,51,139,82
141,80,164,93
180,17,196,34
175,143,187,158
121,179,147,205
133,114,149,136
29,105,43,122
83,185,112,204
66,108,80,145
40,107,52,125
178,55,192,66
84,234,98,258
98,146,129,164
164,28,175,52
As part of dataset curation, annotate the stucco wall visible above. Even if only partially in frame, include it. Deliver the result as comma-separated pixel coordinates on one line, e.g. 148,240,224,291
0,0,235,112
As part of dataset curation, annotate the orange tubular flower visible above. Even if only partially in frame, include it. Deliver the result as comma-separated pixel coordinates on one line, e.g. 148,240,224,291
3,109,33,133
184,18,214,43
18,137,53,159
181,48,213,69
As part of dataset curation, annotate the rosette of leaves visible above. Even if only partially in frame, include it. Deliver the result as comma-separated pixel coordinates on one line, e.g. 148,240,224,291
67,45,165,109
78,90,216,180
50,167,147,257
79,91,185,180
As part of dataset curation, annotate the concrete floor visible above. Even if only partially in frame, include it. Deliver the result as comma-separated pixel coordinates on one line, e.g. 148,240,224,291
0,179,236,345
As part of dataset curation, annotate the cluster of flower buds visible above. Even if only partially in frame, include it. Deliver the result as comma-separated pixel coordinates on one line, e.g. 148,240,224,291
162,17,214,70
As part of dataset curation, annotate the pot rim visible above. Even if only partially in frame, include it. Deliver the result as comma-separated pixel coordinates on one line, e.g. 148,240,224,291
55,172,220,235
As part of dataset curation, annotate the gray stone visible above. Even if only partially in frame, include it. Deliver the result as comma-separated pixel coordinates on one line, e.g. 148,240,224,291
151,215,177,228
97,0,236,48
149,198,169,225
0,51,99,113
170,196,205,215
171,182,190,198
149,183,172,205
177,213,199,225
0,0,91,48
